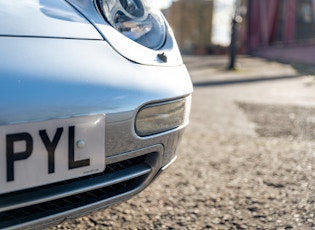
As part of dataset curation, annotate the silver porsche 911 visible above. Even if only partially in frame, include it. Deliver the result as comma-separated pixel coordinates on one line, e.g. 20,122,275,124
0,0,192,229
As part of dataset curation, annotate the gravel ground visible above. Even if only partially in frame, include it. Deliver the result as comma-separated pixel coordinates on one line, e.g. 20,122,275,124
52,56,315,229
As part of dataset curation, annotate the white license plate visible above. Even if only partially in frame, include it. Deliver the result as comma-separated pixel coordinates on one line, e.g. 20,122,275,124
0,115,105,194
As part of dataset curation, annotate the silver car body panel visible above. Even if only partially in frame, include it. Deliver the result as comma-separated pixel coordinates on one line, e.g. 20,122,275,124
0,0,102,39
0,37,192,123
0,36,192,158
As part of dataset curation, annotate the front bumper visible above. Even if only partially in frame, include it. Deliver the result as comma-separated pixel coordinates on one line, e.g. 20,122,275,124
0,145,169,229
0,36,192,229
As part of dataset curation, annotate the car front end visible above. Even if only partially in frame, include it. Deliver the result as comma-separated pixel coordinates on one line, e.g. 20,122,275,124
0,0,193,228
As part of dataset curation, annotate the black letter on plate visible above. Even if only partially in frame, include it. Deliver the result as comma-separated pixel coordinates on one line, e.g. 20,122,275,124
68,126,90,169
6,133,33,182
39,128,63,174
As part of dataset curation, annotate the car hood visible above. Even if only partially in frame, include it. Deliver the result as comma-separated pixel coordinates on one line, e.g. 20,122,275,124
0,0,102,39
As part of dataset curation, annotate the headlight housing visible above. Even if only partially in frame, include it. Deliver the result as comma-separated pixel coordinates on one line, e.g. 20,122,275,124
97,0,166,49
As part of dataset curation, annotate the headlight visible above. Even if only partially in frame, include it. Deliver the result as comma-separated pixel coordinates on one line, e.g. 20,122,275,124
97,0,166,49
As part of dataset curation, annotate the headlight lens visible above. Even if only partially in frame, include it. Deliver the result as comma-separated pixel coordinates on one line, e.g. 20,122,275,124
98,0,166,49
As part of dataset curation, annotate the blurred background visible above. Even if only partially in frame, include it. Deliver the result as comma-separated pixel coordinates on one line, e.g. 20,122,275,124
161,0,315,66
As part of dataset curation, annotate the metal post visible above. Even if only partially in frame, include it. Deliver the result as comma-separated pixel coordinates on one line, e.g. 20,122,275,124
228,0,242,70
228,18,238,70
